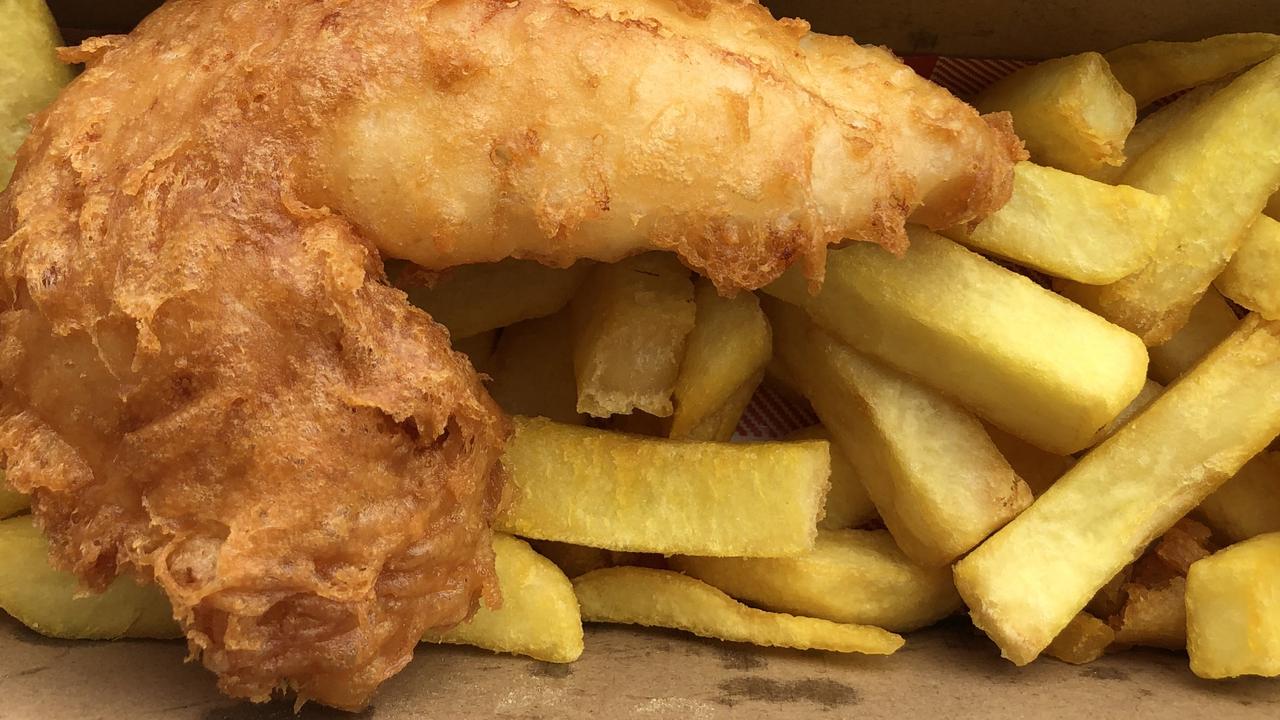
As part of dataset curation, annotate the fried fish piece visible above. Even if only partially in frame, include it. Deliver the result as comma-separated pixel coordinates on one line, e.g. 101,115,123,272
0,0,1020,708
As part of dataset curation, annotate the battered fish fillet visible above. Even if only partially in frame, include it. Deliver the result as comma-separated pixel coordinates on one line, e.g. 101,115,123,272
0,0,1019,709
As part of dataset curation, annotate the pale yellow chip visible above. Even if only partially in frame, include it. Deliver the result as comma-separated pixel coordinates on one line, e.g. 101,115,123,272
1218,214,1280,321
786,426,877,530
766,227,1147,456
670,529,960,633
1147,289,1240,385
1196,452,1280,545
0,517,179,640
676,372,760,442
943,162,1165,284
1088,79,1226,184
669,280,771,439
982,424,1074,497
974,52,1135,176
1044,612,1115,666
1091,379,1163,445
0,470,28,519
1187,533,1280,679
488,311,585,425
496,416,829,557
1105,33,1280,108
954,315,1280,666
573,566,903,655
571,253,696,417
400,258,591,339
1058,55,1280,345
428,534,583,663
1,0,74,189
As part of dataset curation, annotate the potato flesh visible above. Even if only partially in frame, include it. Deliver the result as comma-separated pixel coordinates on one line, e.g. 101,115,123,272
571,253,696,417
1088,80,1224,184
1219,214,1280,321
1186,533,1280,679
1044,613,1115,665
765,227,1148,455
974,53,1134,176
786,426,878,530
954,315,1280,666
669,280,771,438
488,311,585,425
573,566,903,655
944,162,1164,284
1104,33,1280,108
496,416,829,557
429,534,584,663
670,529,960,633
0,517,179,640
1059,55,1280,345
1196,452,1280,544
768,301,1031,567
1147,290,1239,385
401,258,590,338
1,0,74,189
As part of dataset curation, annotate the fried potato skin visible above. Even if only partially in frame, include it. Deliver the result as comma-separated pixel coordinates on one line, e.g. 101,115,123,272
0,2,511,708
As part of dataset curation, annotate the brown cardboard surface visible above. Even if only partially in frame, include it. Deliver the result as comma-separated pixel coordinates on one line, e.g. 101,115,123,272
8,2,1280,718
4,615,1278,720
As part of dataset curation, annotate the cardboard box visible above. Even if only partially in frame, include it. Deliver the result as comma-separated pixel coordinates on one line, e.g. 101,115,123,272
5,2,1279,718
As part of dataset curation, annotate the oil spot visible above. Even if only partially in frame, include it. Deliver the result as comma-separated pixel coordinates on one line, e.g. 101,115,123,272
714,646,766,671
716,677,858,709
15,665,51,678
1137,688,1153,698
201,702,374,720
1079,666,1130,682
530,662,574,680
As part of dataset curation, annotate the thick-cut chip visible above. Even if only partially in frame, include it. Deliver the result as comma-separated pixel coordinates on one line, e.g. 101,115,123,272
1045,613,1115,665
974,53,1135,176
573,567,903,655
766,227,1148,455
571,253,696,417
0,517,179,640
1105,33,1280,109
1186,533,1280,679
1218,214,1280,320
677,374,759,441
1,0,74,189
398,259,591,338
786,426,878,530
1092,380,1163,445
943,162,1165,283
428,534,583,663
670,529,960,633
1058,55,1280,345
768,301,1031,567
982,424,1074,497
497,416,829,557
1196,452,1280,544
954,315,1280,666
1089,80,1225,184
669,281,771,439
1111,579,1187,651
1147,290,1240,385
0,471,27,518
487,312,584,425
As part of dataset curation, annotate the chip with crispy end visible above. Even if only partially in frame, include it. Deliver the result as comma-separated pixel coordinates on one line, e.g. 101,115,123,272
766,227,1148,455
1044,613,1115,665
496,416,829,557
1146,290,1240,385
1196,452,1280,544
428,534,584,663
1218,214,1280,321
398,258,591,339
573,566,903,655
488,311,585,425
571,253,696,418
943,162,1165,284
670,529,960,633
1104,33,1280,108
786,426,878,530
1057,55,1280,345
974,53,1134,176
669,281,771,439
954,315,1280,666
1187,533,1280,679
0,517,179,640
767,299,1032,567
